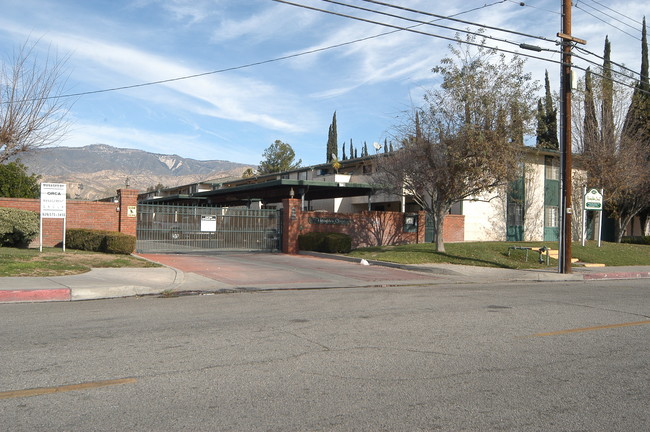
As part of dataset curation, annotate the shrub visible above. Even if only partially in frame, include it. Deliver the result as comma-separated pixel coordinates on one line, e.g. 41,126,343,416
621,236,650,245
0,207,39,248
298,232,352,253
66,228,135,254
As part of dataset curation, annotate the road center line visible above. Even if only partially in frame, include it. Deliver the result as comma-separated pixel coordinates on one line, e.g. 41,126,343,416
532,320,650,337
0,377,137,400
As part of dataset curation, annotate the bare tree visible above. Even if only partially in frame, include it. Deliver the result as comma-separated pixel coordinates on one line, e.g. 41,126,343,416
374,35,539,252
0,40,71,163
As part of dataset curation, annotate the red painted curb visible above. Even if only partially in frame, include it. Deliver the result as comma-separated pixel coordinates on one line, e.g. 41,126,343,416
0,289,70,303
583,272,650,280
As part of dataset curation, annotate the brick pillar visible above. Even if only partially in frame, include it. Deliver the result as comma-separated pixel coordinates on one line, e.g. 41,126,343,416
282,198,302,254
417,210,427,243
117,189,139,237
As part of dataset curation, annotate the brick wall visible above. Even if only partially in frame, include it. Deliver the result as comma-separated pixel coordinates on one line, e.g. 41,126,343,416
0,189,138,247
282,199,465,254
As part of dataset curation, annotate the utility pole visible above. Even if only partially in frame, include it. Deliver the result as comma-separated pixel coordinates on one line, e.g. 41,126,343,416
557,1,585,274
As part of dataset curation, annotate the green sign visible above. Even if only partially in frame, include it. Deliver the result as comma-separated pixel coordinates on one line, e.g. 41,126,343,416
584,189,603,211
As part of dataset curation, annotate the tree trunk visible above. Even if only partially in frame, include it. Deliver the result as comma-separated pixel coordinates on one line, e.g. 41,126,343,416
433,208,447,253
615,214,635,243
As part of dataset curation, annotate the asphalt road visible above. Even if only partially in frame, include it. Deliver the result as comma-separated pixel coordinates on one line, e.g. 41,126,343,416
1,279,649,431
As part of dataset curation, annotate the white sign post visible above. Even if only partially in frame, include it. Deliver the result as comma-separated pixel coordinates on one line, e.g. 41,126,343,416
40,183,67,252
581,188,604,248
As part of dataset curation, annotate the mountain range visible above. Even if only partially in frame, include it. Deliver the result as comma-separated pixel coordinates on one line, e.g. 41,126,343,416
15,144,252,200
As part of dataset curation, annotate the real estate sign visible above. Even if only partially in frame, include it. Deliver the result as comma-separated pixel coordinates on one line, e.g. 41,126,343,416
40,183,67,218
40,183,67,252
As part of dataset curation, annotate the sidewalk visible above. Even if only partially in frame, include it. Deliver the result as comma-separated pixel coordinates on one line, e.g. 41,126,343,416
1,252,649,303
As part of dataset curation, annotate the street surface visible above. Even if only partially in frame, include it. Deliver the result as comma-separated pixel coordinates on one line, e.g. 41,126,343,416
1,279,649,431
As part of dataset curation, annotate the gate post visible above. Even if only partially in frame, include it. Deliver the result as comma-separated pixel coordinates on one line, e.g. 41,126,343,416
282,198,302,254
118,189,139,237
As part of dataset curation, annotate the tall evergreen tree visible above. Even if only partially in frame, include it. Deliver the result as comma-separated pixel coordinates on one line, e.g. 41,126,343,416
535,70,558,149
583,68,599,155
326,111,338,162
349,139,354,160
601,37,615,151
622,17,649,140
362,141,369,157
384,138,389,153
535,99,546,147
342,143,347,160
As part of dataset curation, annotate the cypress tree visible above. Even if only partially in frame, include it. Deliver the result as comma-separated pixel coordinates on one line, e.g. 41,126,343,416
384,138,389,153
622,17,649,142
326,111,338,162
536,70,558,149
543,70,559,149
601,37,615,152
349,139,354,159
535,99,546,148
583,68,600,154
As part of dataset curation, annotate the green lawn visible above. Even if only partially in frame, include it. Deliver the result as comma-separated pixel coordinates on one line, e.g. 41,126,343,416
0,247,160,277
348,241,650,269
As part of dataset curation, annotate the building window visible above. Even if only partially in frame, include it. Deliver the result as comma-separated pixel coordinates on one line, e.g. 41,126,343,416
545,206,559,227
545,156,559,181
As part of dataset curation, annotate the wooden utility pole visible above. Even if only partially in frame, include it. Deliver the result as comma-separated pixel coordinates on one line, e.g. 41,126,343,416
557,1,585,273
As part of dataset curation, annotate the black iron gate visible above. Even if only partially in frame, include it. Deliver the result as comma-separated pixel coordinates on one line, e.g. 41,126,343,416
136,204,282,253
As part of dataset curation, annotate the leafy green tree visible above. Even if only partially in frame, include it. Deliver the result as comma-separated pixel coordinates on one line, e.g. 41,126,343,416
375,35,538,252
257,140,301,174
0,161,40,198
241,168,256,178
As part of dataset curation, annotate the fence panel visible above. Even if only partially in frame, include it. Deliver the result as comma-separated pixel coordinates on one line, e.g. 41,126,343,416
136,204,281,253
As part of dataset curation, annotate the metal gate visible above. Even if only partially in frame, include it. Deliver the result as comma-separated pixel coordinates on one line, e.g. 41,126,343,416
136,204,282,253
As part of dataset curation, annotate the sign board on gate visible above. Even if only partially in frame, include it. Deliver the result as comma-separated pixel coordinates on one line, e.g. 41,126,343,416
584,188,603,211
40,183,67,218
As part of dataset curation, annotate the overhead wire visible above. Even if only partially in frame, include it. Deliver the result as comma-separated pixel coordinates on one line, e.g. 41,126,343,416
357,0,558,43
574,2,640,41
0,0,513,104
584,0,644,26
504,0,561,16
274,0,563,65
578,0,642,34
278,0,650,97
316,0,541,50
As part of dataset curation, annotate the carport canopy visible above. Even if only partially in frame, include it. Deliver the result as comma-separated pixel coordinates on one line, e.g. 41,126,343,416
139,179,375,207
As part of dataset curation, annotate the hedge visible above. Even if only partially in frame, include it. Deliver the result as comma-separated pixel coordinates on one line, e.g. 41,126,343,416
621,236,650,245
0,207,39,248
66,228,136,254
298,232,352,253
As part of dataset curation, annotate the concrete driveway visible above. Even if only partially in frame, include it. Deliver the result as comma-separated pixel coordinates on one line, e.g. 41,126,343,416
136,252,440,291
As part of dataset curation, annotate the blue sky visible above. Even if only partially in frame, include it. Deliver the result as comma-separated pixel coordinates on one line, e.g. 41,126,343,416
1,0,647,166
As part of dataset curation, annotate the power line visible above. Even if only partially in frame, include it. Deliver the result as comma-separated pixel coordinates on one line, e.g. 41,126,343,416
1,0,510,104
579,0,642,34
574,3,640,41
584,0,644,26
277,0,650,97
316,0,535,50
574,46,643,81
274,0,563,64
357,0,558,44
505,0,561,16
